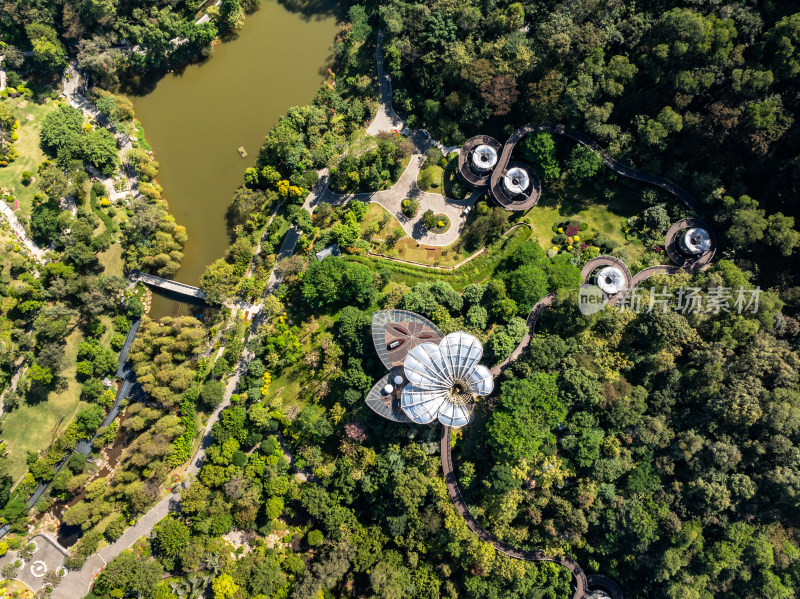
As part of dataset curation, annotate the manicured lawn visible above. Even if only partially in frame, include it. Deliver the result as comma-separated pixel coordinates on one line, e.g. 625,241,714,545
2,323,89,481
347,225,532,289
0,97,57,217
133,120,152,152
363,203,474,267
98,240,125,276
0,578,34,598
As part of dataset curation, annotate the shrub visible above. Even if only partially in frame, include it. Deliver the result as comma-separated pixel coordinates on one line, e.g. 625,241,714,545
425,146,443,167
403,198,419,218
21,171,32,185
307,530,324,547
449,181,467,198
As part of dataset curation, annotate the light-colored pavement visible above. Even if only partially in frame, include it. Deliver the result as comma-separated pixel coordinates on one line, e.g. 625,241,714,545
0,534,68,592
314,136,481,246
195,0,222,25
0,201,48,262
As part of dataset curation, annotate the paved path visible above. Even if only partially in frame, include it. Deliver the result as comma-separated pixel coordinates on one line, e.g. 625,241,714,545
314,135,482,247
195,0,221,25
335,29,470,246
0,201,48,262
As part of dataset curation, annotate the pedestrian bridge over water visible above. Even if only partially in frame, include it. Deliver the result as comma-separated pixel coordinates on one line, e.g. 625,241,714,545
130,271,206,302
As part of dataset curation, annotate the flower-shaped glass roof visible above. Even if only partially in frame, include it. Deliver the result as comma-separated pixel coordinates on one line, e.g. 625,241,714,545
401,332,494,428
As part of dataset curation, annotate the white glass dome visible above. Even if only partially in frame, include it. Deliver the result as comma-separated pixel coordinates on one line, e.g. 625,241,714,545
471,145,498,171
383,384,394,394
503,167,530,195
401,332,494,428
679,227,711,255
595,266,626,295
393,375,403,385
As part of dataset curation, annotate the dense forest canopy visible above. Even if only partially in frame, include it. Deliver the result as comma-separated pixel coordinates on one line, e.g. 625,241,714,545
378,0,800,288
4,2,800,599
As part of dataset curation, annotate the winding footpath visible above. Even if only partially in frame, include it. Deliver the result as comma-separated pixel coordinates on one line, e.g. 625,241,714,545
449,121,719,598
282,28,475,253
441,426,623,599
0,201,48,262
487,123,705,218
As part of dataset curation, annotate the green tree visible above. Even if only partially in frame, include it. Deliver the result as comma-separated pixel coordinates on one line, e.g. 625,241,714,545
26,23,67,69
201,259,238,304
152,517,190,570
486,375,566,464
522,132,561,180
567,145,604,182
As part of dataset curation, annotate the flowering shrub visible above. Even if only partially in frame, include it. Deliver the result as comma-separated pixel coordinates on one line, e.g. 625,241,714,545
566,225,579,236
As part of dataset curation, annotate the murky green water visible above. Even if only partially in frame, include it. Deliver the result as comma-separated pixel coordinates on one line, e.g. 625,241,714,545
128,0,339,317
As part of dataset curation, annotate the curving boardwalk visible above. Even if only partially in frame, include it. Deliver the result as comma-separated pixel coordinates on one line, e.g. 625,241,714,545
458,135,502,188
580,256,633,306
489,292,555,376
440,425,622,599
454,126,720,596
664,217,717,270
487,123,705,217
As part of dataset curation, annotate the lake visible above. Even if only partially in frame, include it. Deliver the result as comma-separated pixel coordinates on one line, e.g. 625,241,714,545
128,0,339,317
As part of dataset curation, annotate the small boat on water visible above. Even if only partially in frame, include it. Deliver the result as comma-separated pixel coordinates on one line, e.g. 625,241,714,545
238,146,248,158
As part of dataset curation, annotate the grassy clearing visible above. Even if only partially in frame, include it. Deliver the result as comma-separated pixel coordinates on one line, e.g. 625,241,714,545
98,241,125,276
0,578,34,597
389,238,472,266
418,164,444,192
133,120,152,152
0,97,57,217
523,178,647,262
262,316,335,414
2,323,89,481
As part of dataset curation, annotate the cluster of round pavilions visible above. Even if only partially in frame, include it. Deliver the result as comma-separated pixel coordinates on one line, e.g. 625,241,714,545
586,216,716,302
458,135,541,211
364,124,723,599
